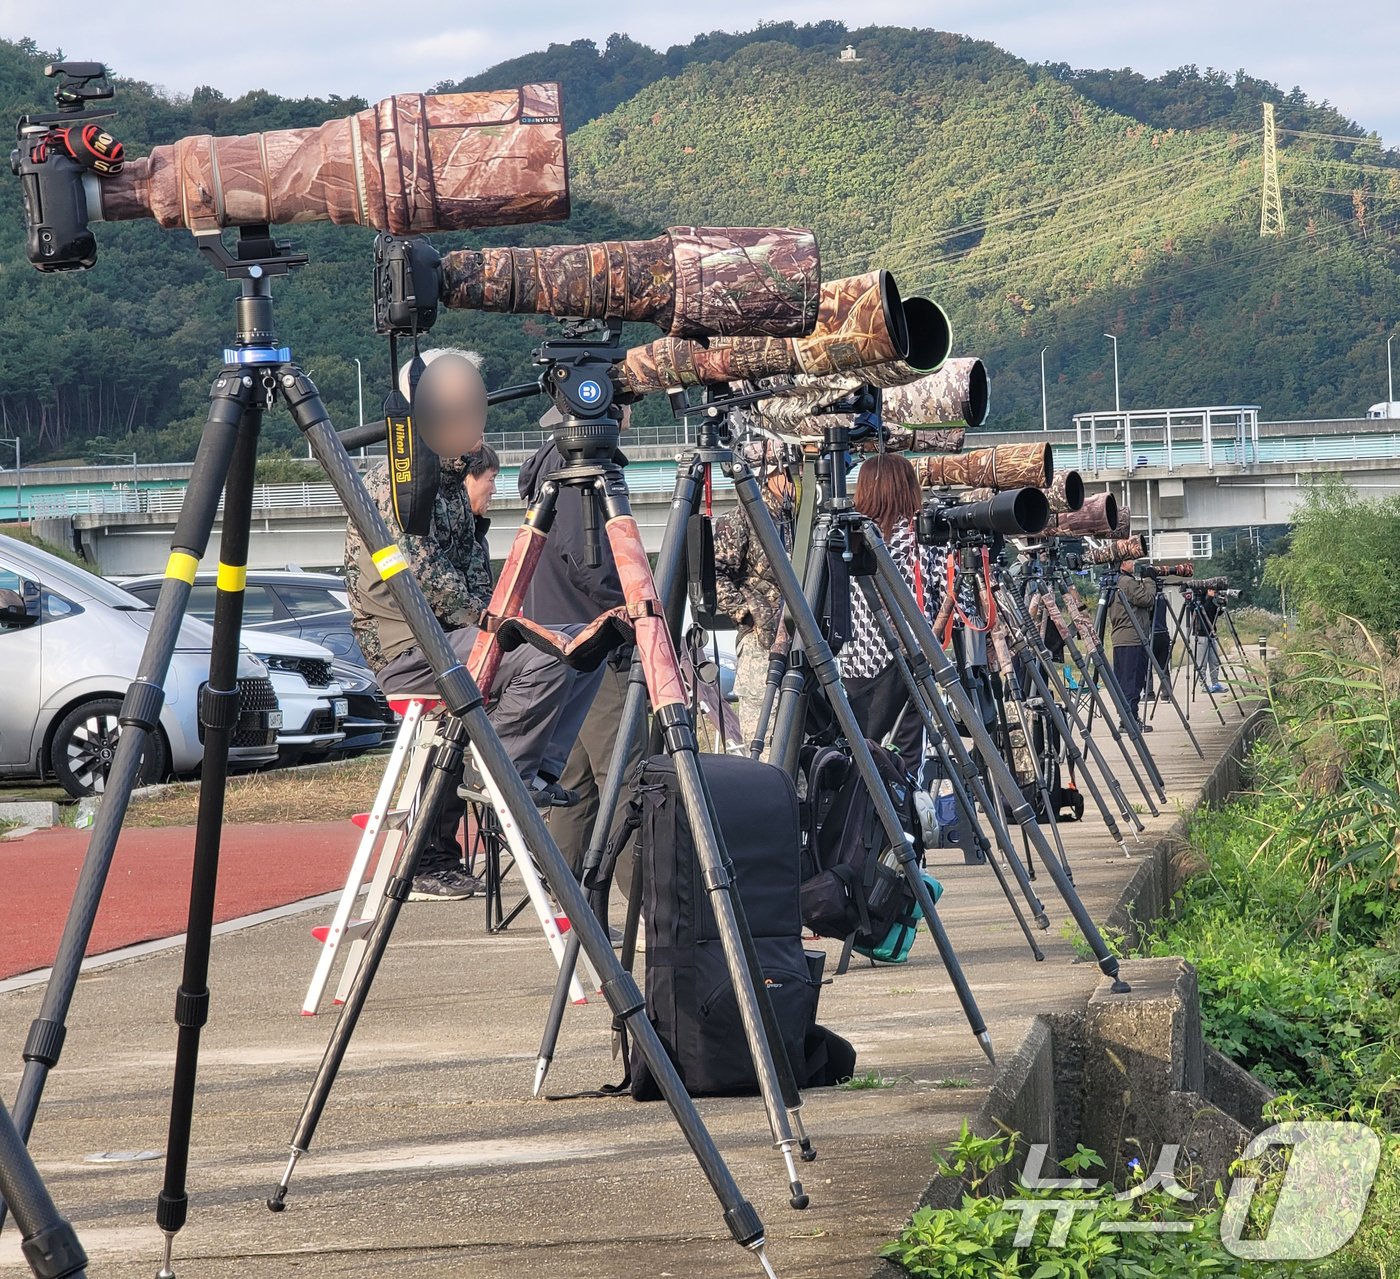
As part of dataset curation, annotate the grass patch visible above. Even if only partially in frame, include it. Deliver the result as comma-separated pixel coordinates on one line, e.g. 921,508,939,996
125,756,387,827
837,1069,897,1092
0,526,94,571
932,1077,973,1089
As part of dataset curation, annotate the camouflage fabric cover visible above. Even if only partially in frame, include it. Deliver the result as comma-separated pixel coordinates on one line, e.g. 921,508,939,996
441,227,820,339
1044,492,1119,537
344,457,492,672
100,85,569,234
744,356,988,437
619,272,904,391
1086,535,1147,564
1045,472,1082,514
916,443,1051,490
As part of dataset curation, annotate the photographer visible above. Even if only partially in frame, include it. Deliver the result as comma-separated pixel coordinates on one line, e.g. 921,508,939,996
713,439,796,747
1108,560,1158,731
344,349,599,901
1193,587,1225,693
843,453,942,764
517,405,642,903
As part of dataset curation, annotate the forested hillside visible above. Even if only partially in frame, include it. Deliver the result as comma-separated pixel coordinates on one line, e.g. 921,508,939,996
0,24,1395,465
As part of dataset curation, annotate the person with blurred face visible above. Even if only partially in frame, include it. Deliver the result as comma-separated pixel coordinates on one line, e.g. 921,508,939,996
345,350,596,901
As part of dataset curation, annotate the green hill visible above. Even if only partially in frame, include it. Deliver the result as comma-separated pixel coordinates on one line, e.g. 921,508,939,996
0,25,1395,465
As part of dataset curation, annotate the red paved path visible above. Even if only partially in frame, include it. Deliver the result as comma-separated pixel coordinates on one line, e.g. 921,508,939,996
0,822,356,979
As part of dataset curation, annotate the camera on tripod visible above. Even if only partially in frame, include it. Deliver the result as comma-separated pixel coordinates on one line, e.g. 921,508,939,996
373,235,442,337
916,488,1050,546
11,62,122,271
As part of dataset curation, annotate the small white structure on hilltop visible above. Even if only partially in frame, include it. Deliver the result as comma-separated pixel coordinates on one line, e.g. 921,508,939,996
839,45,861,62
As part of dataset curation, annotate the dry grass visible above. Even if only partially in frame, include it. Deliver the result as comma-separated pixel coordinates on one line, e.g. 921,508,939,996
126,755,388,827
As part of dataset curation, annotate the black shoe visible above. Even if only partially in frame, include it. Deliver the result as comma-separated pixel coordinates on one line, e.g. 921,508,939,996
1137,719,1154,733
531,778,580,808
444,868,484,897
408,869,475,901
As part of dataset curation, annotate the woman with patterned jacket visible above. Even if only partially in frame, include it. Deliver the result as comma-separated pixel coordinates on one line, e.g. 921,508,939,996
843,453,943,767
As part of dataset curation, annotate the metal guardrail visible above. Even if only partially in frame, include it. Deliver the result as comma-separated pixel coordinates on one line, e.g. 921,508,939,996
28,467,725,519
1065,432,1400,475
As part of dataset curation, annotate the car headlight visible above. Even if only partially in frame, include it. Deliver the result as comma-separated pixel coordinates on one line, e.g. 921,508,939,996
329,659,375,692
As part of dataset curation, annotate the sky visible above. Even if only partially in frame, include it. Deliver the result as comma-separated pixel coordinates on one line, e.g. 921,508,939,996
2,1,1396,145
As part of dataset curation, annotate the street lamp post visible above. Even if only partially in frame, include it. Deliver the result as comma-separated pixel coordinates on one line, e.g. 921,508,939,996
1040,346,1049,432
352,357,367,459
1104,333,1121,414
0,438,20,522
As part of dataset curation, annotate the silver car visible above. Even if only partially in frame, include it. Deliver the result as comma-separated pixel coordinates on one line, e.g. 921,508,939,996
0,534,281,797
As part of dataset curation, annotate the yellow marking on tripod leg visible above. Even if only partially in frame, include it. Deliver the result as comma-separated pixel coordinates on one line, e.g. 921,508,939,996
216,562,247,593
165,552,199,584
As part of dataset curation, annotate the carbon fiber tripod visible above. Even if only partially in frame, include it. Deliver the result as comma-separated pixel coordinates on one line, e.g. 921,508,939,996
5,229,778,1279
765,424,1132,994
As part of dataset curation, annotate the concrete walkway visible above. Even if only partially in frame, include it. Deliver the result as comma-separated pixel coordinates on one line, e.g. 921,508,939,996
0,688,1253,1279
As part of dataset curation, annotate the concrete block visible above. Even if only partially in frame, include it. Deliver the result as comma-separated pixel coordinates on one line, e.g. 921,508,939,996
0,801,60,828
1080,957,1204,1183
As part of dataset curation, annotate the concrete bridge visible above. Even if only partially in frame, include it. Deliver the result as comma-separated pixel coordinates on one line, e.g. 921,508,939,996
7,413,1400,574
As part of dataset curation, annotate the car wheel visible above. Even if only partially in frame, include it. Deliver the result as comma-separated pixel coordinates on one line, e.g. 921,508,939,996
50,699,169,799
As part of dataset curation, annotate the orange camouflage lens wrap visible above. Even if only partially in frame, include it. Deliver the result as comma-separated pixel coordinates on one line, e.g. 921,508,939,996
605,516,687,709
99,85,569,235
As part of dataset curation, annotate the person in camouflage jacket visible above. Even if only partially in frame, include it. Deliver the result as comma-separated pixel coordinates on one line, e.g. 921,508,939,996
343,350,598,901
713,439,796,748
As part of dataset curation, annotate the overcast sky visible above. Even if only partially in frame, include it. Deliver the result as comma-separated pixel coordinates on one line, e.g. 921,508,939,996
4,1,1396,144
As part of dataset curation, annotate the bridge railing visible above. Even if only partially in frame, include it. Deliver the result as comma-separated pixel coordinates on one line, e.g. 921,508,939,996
28,466,724,520
1071,405,1261,474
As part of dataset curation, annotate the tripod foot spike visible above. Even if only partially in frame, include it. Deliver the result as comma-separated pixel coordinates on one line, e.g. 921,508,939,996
788,1109,816,1161
532,1055,550,1098
157,1231,176,1279
978,1030,996,1066
754,1245,780,1278
1119,843,1132,859
1034,911,1051,931
266,1149,302,1212
780,1146,810,1209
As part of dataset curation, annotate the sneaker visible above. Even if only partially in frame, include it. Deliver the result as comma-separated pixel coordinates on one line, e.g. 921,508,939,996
608,925,625,949
1209,683,1226,694
408,869,475,901
444,868,484,897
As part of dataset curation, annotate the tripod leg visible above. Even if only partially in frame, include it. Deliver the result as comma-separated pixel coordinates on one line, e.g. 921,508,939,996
0,1097,86,1279
856,577,1050,937
1118,586,1205,757
269,725,468,1207
534,455,692,1092
2,371,255,1215
1058,586,1166,799
861,595,1046,959
871,544,1131,994
728,474,996,1063
604,508,811,1208
155,405,262,1279
281,377,771,1263
997,588,1140,845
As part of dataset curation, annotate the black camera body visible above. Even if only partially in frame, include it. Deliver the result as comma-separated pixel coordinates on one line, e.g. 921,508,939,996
11,62,119,271
373,234,442,336
917,488,1050,547
1133,560,1163,580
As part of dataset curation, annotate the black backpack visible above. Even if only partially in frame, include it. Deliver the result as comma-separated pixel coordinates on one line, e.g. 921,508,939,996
630,753,856,1100
798,740,926,967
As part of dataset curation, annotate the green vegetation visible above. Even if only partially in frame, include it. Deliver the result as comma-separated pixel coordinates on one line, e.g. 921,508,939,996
883,1125,1284,1278
0,25,1396,471
0,525,90,569
1267,479,1400,633
1131,623,1400,1275
837,1068,898,1091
